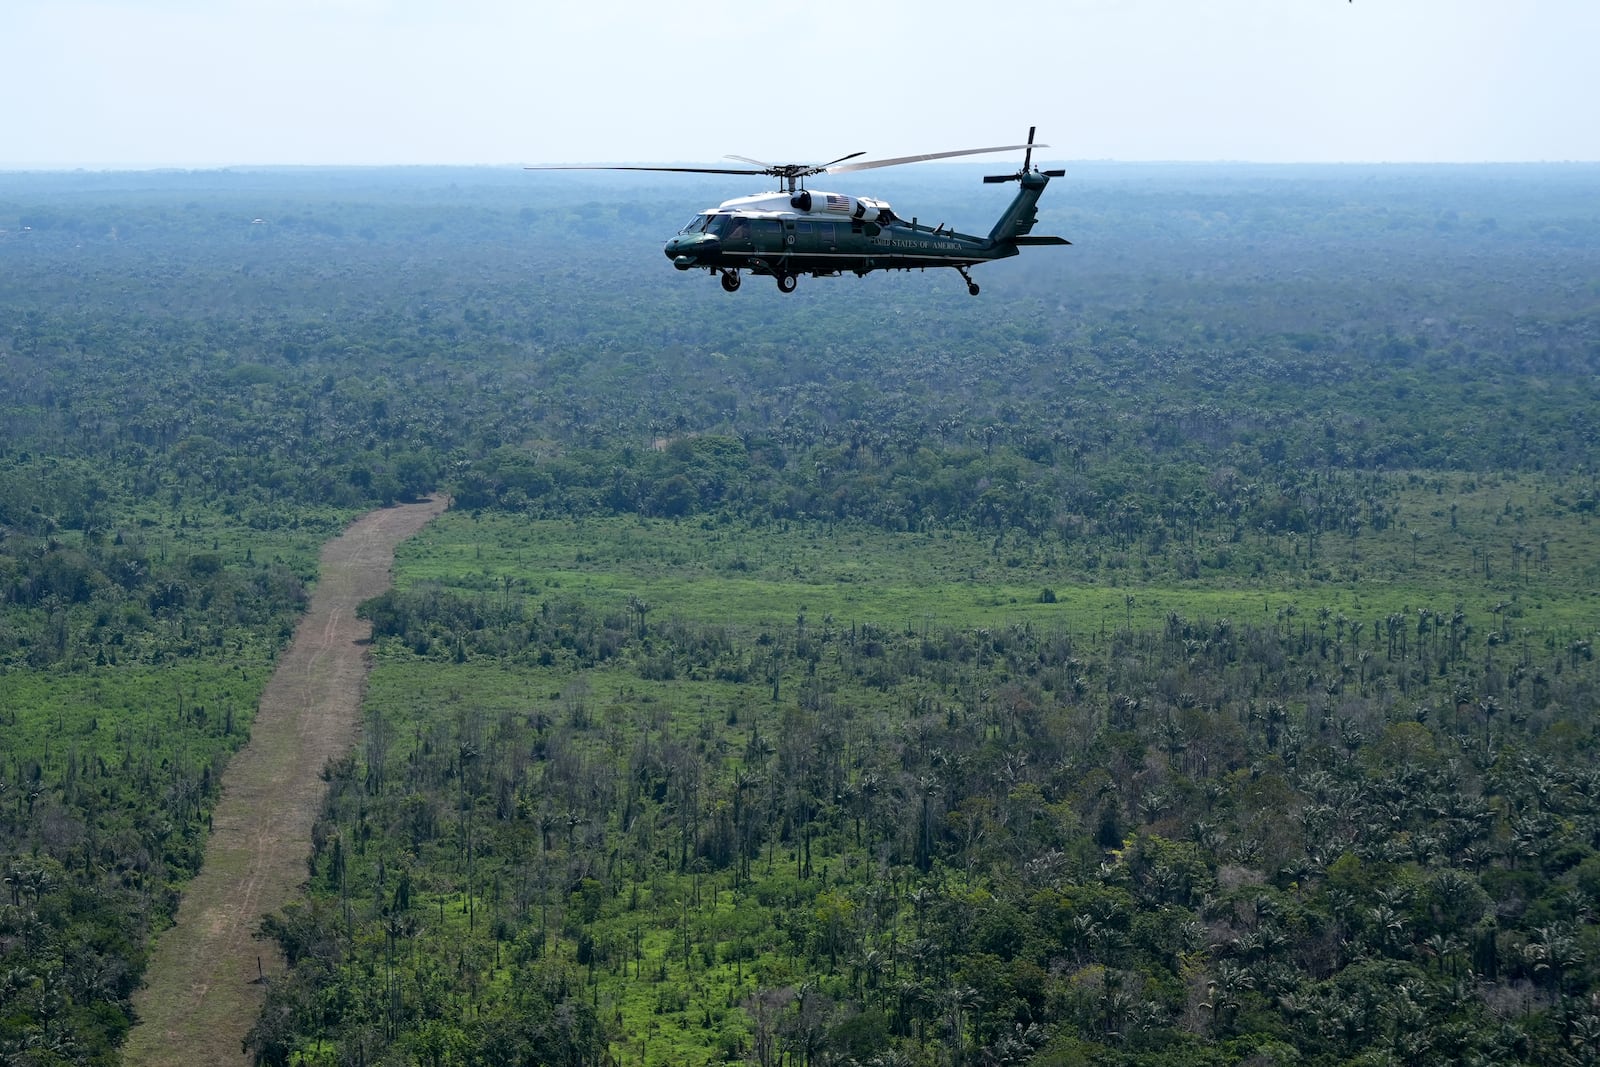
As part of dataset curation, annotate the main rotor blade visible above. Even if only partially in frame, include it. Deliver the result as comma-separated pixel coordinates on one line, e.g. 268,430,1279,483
525,164,769,176
818,150,867,169
724,150,866,175
825,143,1044,175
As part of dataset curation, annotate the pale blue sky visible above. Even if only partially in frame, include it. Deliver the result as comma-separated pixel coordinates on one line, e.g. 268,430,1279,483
3,0,1594,168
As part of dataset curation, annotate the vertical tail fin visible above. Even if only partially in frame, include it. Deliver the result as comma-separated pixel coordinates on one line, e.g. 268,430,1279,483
986,171,1053,244
981,126,1067,246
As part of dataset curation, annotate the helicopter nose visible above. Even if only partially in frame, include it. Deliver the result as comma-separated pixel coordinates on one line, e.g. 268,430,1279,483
664,232,719,266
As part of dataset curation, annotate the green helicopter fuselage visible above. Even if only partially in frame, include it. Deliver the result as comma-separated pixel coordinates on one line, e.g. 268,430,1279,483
662,169,1067,295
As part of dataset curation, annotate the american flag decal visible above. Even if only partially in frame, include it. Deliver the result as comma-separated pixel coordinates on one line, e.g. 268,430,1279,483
825,194,850,212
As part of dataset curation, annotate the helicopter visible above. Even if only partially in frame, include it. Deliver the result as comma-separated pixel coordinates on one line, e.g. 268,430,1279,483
529,127,1068,295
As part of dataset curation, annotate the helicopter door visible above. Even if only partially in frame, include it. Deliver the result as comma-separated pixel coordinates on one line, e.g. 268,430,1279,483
718,215,754,253
750,219,783,255
793,221,816,255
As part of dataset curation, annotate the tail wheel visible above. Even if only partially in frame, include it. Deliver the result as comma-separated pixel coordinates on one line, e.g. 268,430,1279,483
776,273,798,294
956,264,980,296
720,271,741,292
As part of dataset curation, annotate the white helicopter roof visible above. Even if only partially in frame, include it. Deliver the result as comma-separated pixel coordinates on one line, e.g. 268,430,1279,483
709,192,792,216
710,190,892,219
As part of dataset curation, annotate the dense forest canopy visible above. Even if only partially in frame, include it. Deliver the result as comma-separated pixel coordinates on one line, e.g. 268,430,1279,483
2,162,1599,1066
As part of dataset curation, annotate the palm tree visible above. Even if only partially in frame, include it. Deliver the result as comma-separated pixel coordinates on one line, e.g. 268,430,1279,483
2,865,23,908
938,984,979,1062
1368,903,1407,955
1206,959,1253,1035
627,594,651,638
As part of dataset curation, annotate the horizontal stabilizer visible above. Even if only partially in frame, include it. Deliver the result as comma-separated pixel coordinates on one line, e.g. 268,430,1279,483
1013,235,1071,246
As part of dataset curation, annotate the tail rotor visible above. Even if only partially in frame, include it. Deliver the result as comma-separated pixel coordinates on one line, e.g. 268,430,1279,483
984,126,1066,184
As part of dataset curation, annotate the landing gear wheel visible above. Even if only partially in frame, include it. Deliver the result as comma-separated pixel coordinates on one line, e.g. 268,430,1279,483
720,271,741,293
967,282,981,296
957,264,980,296
776,273,798,294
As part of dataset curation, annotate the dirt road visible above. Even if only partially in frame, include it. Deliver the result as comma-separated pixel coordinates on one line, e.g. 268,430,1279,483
123,496,448,1066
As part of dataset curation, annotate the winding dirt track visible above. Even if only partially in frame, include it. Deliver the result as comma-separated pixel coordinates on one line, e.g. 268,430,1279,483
124,496,447,1067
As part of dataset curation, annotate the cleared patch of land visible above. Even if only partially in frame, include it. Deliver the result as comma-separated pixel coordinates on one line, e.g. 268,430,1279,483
123,496,448,1067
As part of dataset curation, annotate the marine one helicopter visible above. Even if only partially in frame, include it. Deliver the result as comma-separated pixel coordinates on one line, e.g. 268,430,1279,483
530,127,1068,295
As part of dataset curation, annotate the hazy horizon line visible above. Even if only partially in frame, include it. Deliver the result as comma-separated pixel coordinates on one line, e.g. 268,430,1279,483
4,157,1598,175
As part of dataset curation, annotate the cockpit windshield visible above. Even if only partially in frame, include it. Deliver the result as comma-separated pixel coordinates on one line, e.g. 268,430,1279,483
677,214,740,238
